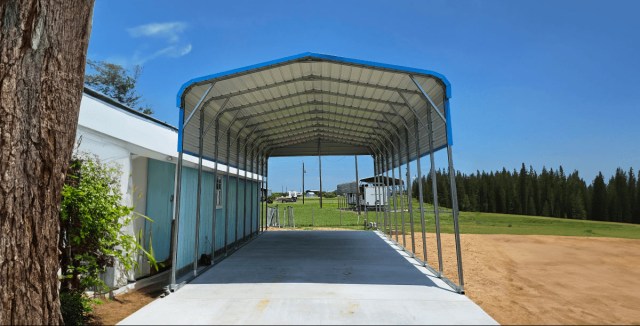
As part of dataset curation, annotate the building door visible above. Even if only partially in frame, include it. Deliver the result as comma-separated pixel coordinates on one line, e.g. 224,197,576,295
145,158,176,263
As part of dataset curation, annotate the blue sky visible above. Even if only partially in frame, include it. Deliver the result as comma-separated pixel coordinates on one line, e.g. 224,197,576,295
87,0,640,191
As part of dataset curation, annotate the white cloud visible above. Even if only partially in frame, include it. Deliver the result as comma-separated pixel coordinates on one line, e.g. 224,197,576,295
147,44,192,61
128,22,187,43
123,21,191,64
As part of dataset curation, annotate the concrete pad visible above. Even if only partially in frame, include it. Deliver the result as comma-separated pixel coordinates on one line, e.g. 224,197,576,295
119,231,497,325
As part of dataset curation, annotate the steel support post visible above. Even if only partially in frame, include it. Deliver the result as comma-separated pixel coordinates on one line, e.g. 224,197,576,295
234,141,240,248
264,156,269,232
193,105,205,276
243,144,248,240
256,151,261,232
373,155,379,228
387,151,394,237
258,153,267,230
396,135,406,247
415,118,428,266
170,149,184,287
261,153,266,230
376,153,383,231
378,153,384,230
405,129,416,256
426,101,443,276
318,139,323,209
249,149,255,234
355,155,361,215
383,150,391,237
447,144,465,292
262,153,267,230
170,108,186,288
390,143,399,242
444,96,465,292
211,119,219,260
224,132,231,256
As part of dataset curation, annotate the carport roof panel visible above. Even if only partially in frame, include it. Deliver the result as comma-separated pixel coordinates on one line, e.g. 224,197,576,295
177,53,453,169
177,52,451,107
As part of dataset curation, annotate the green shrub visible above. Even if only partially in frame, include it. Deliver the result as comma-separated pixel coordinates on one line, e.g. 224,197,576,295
58,154,156,321
322,191,337,198
60,291,92,325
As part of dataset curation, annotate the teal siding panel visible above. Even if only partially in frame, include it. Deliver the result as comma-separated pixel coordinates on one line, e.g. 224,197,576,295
238,179,246,239
145,159,175,262
198,171,214,255
251,181,258,235
177,167,198,271
226,177,237,246
242,180,251,237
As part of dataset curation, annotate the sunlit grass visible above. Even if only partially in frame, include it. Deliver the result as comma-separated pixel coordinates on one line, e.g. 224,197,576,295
268,196,640,239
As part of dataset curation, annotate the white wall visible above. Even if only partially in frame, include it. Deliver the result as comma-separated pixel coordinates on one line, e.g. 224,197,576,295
79,92,263,180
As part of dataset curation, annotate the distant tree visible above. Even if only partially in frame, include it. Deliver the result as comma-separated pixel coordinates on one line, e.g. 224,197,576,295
615,168,632,223
591,173,608,221
571,193,587,219
409,163,640,225
636,177,640,224
84,60,154,115
519,163,528,215
629,168,637,221
541,200,551,217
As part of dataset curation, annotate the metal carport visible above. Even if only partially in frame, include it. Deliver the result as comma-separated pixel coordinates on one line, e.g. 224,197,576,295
171,52,464,293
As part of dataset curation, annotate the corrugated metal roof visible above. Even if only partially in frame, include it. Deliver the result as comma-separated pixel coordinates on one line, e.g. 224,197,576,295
177,53,452,173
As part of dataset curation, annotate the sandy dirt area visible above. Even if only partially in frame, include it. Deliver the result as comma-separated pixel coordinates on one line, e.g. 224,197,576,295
89,290,160,325
398,232,640,325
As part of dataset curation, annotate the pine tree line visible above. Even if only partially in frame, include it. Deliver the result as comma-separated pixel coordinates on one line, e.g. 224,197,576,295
411,163,640,224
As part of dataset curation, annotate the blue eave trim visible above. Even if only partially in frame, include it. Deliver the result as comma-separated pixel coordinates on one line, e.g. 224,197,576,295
177,107,184,152
445,98,453,146
176,52,452,109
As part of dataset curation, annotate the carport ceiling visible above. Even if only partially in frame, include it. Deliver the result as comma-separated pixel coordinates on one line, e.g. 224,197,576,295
177,53,452,169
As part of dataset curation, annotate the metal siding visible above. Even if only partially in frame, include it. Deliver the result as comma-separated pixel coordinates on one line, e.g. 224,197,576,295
237,178,246,239
177,166,198,272
145,159,175,263
227,177,237,245
252,180,259,233
198,171,214,255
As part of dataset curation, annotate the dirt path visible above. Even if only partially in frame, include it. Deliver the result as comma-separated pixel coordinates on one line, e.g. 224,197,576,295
89,291,160,325
398,232,640,325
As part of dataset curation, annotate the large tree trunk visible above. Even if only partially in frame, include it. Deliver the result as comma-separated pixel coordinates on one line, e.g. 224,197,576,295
0,0,94,324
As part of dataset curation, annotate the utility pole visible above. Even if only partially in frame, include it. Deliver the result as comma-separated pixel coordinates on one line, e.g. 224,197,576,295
302,161,306,204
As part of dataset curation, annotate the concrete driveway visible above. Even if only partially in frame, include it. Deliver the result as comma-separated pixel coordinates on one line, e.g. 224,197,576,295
119,231,497,325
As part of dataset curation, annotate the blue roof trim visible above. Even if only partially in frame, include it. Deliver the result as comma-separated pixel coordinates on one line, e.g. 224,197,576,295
177,107,184,152
176,52,452,108
445,98,453,146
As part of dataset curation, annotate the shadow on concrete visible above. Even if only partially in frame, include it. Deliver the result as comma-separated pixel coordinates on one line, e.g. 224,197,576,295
190,231,439,287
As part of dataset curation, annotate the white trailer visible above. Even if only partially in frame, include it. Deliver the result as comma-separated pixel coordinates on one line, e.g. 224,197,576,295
360,184,387,208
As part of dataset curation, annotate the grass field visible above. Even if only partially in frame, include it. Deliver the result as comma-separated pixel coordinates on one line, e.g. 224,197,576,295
268,196,640,239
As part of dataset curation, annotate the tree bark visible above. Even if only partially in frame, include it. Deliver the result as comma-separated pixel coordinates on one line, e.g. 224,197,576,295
0,0,94,324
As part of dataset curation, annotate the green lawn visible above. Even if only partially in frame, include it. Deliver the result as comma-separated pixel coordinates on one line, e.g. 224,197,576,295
267,196,640,239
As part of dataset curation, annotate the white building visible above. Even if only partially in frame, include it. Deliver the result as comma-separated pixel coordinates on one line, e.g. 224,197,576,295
77,88,261,289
